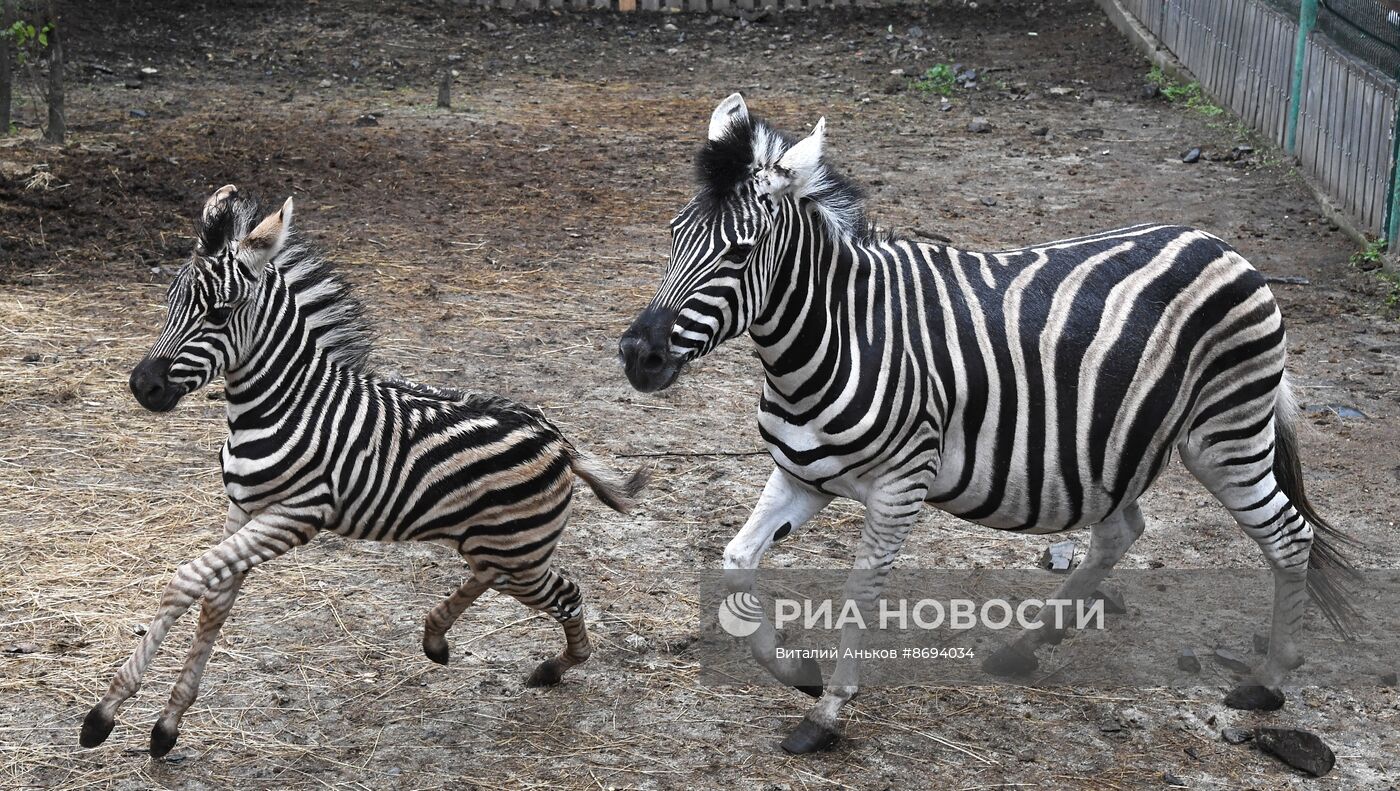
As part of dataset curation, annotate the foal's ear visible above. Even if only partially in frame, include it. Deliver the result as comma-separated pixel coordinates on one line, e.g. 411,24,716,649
196,184,241,254
237,197,294,273
758,117,826,198
708,92,749,141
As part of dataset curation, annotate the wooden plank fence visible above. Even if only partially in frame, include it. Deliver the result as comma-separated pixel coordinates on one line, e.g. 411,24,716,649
1121,0,1399,239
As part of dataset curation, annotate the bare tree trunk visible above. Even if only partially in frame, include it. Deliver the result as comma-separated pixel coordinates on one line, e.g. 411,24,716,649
43,8,61,144
1,0,12,136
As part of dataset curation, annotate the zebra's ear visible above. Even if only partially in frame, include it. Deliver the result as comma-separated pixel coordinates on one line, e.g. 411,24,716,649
196,184,240,255
708,93,749,141
237,197,293,275
759,117,825,198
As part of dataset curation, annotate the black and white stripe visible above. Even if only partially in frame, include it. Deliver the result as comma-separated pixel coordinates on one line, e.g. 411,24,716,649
83,185,646,757
619,94,1356,753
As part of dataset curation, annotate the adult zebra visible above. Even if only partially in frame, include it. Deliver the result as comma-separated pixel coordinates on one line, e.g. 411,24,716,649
82,186,647,757
619,94,1357,754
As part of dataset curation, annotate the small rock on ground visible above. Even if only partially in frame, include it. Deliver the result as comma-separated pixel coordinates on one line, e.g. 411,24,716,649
1255,727,1336,777
1221,727,1253,745
1177,648,1201,673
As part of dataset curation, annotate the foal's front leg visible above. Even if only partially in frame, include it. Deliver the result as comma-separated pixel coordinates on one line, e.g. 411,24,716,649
723,468,832,693
80,513,317,751
148,503,252,757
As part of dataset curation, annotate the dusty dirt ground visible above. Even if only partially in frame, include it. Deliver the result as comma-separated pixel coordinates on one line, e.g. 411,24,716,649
2,1,1398,788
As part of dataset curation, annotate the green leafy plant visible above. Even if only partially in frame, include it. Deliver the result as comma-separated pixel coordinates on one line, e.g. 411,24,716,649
2,19,51,65
1148,67,1223,117
913,64,957,96
1350,237,1387,269
1347,238,1399,313
1379,272,1400,310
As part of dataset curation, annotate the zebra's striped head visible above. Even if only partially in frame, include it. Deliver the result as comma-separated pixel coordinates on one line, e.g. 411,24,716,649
621,94,850,392
130,186,293,412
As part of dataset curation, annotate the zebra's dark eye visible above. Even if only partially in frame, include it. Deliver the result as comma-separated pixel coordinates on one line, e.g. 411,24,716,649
206,306,232,325
722,244,753,263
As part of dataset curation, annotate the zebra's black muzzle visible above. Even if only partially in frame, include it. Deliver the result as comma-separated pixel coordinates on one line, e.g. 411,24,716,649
129,357,185,412
619,305,683,393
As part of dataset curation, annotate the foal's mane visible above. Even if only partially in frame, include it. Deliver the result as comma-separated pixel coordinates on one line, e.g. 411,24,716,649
196,194,375,372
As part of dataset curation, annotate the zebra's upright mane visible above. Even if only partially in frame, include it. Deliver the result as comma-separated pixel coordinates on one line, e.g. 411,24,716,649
271,240,375,372
696,114,881,244
195,195,374,372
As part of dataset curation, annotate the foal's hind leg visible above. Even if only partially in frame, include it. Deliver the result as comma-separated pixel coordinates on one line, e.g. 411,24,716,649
982,503,1146,677
496,567,593,687
1180,432,1309,711
422,574,492,666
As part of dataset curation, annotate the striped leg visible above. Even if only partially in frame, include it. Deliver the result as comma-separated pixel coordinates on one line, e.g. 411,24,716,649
80,514,316,752
723,467,834,695
422,574,492,666
982,504,1146,677
148,504,252,757
496,568,593,687
783,491,925,754
1181,426,1308,710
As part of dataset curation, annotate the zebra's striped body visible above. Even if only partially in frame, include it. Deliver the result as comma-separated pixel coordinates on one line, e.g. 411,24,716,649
620,95,1355,753
752,221,1274,534
83,186,646,757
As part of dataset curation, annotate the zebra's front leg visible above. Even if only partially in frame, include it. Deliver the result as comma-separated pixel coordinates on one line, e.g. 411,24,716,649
783,493,925,755
982,503,1146,678
148,504,250,757
80,514,316,752
723,468,833,695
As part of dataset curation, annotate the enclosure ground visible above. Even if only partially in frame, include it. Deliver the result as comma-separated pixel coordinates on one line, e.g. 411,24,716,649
1,1,1398,789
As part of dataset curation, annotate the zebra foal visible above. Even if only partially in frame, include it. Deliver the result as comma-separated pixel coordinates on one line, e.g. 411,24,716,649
81,186,646,756
619,95,1358,753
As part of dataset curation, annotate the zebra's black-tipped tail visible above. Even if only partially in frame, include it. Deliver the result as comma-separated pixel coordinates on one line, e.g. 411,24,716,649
1273,398,1363,638
569,451,650,514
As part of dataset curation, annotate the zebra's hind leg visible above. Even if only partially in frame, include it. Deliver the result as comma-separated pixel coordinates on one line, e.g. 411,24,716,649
1180,432,1311,711
80,515,315,752
422,574,492,666
982,504,1146,678
497,568,593,687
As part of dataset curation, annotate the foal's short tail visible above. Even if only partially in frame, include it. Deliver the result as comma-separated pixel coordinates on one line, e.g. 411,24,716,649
1273,384,1363,637
569,450,650,514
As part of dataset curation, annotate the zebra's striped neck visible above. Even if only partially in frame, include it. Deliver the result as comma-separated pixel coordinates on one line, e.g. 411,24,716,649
222,248,372,421
747,199,928,397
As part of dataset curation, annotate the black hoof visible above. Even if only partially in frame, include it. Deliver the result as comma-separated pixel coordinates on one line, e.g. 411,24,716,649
790,657,824,698
1224,683,1286,711
780,717,840,754
423,637,449,666
525,659,564,688
79,707,114,748
982,643,1039,678
150,720,179,758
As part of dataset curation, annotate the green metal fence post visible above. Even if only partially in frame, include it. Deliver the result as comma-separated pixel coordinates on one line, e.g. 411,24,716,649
1387,102,1400,245
1285,0,1319,155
